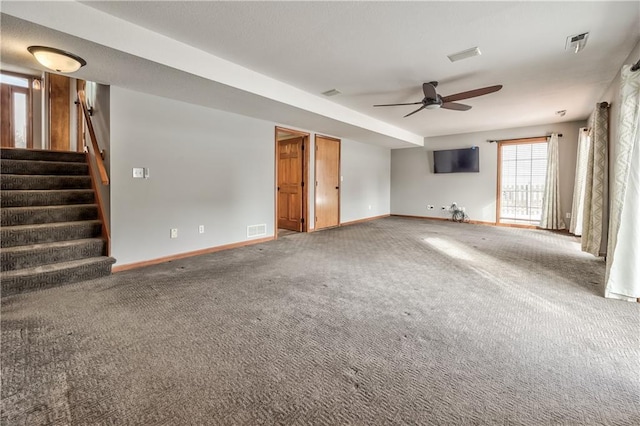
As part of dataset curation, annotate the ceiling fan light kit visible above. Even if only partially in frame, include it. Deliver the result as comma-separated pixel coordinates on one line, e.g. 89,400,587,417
374,81,502,117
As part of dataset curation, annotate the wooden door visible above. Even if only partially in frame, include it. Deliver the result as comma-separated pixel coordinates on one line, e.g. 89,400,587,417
315,136,340,229
1,83,31,148
278,137,304,231
49,73,71,151
0,84,11,147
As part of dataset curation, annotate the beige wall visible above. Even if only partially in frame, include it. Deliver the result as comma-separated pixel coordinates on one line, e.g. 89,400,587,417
391,121,586,223
109,87,391,266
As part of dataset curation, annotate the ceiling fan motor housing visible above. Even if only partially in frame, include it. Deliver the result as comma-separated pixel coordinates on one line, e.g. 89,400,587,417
425,95,443,109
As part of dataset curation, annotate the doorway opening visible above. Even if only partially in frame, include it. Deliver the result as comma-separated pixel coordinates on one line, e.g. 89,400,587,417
275,127,310,239
497,137,548,226
1,71,34,149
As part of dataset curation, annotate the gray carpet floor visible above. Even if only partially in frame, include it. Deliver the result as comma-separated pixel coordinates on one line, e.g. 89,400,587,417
2,217,639,425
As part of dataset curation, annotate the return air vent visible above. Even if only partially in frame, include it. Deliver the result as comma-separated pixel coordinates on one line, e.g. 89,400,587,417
322,89,341,97
247,224,267,238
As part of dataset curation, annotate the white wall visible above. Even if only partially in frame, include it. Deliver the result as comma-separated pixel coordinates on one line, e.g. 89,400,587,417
110,87,391,266
391,121,585,223
340,138,390,223
110,87,275,265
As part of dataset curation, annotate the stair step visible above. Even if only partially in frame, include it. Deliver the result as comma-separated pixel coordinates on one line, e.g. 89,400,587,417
1,189,95,207
0,148,87,163
1,256,116,297
1,174,92,190
1,204,98,226
1,239,105,271
1,220,102,248
1,159,89,176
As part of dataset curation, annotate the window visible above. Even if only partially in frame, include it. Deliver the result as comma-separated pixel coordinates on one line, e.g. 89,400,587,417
0,74,29,88
498,139,548,225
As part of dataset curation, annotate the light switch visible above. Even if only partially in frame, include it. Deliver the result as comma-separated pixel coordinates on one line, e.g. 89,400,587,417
132,168,144,178
144,168,150,179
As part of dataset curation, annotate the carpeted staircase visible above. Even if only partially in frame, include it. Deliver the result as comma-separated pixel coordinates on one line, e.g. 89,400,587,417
1,148,115,296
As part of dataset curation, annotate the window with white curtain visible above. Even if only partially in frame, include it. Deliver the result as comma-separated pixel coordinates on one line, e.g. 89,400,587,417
498,139,548,225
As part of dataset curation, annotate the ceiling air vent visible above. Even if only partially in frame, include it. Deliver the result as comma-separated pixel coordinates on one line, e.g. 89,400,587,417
447,47,481,63
247,224,267,238
566,32,589,53
322,89,341,97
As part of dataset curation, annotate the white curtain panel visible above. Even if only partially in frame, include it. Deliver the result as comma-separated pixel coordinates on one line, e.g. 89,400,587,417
605,65,640,301
581,104,609,256
569,129,590,235
540,133,565,230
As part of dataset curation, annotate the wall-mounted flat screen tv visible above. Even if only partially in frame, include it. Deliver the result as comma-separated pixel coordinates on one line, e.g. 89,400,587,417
433,147,479,173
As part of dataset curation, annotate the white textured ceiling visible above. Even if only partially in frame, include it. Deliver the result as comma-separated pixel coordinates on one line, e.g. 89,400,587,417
2,1,639,147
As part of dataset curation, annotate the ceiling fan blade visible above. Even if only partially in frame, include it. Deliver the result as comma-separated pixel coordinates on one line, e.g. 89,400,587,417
441,85,503,103
404,105,426,118
441,102,472,111
373,101,423,107
422,82,437,99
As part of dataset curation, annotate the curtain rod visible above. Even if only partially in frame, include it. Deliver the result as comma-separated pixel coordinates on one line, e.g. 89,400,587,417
486,134,562,143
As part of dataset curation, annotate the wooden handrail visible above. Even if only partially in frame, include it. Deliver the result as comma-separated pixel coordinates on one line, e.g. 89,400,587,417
78,90,109,185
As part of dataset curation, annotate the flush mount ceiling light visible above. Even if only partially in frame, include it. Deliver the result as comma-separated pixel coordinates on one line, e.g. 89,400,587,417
447,47,481,63
27,46,86,73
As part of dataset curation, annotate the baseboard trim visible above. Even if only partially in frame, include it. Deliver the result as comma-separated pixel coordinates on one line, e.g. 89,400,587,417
391,214,496,226
495,222,537,229
112,236,274,273
340,214,390,227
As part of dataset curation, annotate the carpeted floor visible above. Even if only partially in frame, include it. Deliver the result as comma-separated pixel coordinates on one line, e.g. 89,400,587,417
2,217,639,425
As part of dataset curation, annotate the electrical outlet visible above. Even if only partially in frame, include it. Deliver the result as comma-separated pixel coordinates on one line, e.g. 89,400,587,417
566,212,572,219
199,225,205,234
132,167,144,178
170,228,178,239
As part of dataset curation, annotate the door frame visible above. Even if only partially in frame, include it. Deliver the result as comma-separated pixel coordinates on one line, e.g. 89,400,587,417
496,137,548,229
0,70,35,149
274,126,310,239
314,134,341,230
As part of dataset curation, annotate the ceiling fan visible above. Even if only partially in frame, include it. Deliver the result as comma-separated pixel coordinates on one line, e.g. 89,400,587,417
374,81,503,117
